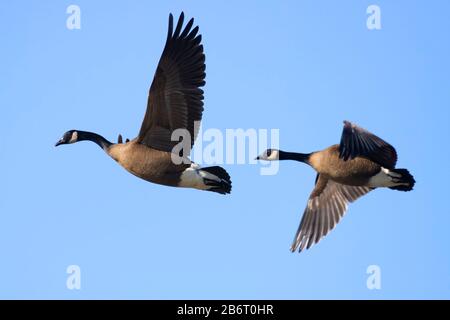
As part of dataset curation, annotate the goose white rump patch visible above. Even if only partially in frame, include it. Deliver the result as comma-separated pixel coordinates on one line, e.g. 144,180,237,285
179,163,220,190
368,167,404,188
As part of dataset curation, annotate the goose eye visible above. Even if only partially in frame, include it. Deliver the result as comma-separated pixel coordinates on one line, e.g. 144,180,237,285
266,149,272,157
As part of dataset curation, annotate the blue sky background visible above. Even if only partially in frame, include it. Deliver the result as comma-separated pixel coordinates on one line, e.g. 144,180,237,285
1,0,449,299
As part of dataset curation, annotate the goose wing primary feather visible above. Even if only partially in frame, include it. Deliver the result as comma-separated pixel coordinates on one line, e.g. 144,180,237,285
290,174,372,252
339,120,397,169
137,12,205,155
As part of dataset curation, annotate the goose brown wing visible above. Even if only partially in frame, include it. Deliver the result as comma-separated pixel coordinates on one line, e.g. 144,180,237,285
339,120,397,169
137,13,205,155
291,174,372,252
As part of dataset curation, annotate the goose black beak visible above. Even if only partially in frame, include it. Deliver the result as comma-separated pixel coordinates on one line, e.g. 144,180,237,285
255,156,260,160
55,139,64,147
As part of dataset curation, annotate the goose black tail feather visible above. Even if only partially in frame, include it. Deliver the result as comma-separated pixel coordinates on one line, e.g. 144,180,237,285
200,166,232,195
388,168,415,191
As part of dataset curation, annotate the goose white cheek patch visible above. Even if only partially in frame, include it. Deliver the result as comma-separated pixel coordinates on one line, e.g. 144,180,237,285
69,131,78,143
267,150,279,161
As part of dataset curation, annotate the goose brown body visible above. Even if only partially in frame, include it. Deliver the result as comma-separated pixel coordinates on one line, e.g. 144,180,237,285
107,140,189,187
309,145,381,186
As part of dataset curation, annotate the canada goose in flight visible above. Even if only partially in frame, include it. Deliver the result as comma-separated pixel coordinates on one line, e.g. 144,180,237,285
256,121,415,252
56,13,232,194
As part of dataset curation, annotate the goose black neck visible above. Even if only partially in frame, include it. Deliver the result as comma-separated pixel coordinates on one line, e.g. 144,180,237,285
279,151,311,163
77,131,112,150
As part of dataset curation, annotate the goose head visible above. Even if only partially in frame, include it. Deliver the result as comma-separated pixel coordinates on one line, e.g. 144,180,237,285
55,130,78,146
256,149,280,161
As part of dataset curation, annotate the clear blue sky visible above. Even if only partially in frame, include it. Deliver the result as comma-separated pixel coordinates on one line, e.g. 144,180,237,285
1,0,449,299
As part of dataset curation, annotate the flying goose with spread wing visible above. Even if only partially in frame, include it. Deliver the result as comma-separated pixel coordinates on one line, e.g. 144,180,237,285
256,121,415,252
56,13,231,194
